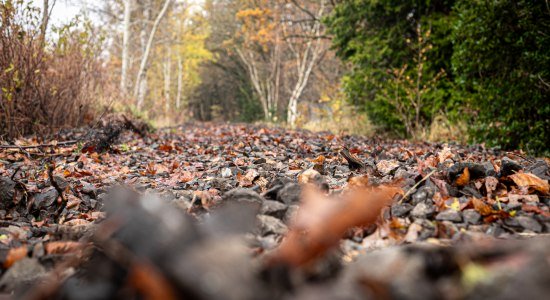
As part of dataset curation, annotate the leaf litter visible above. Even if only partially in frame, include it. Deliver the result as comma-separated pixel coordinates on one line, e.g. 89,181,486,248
0,122,548,299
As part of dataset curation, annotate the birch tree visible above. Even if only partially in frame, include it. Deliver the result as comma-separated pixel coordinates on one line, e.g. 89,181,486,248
283,0,329,128
120,0,132,95
235,2,282,121
134,0,173,109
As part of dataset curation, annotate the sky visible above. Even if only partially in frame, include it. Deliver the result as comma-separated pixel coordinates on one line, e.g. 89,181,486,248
33,0,201,27
34,0,82,26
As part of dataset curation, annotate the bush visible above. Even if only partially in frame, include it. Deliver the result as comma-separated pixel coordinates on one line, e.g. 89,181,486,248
325,0,458,138
326,0,549,154
0,1,104,140
452,0,550,154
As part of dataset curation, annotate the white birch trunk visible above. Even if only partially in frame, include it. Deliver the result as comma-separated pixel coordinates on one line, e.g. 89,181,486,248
134,0,173,109
286,2,326,128
164,46,172,112
176,55,183,110
120,0,132,95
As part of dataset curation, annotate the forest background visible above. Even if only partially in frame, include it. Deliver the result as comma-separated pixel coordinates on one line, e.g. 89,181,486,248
0,0,548,154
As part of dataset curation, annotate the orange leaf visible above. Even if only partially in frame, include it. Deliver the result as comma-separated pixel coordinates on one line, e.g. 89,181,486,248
44,241,84,255
3,246,28,268
455,167,470,186
128,262,177,300
269,183,401,267
346,175,370,189
471,198,493,216
509,172,549,194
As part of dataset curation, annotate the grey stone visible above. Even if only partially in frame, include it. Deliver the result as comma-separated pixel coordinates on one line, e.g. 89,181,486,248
435,209,463,222
261,200,288,219
257,214,288,236
501,157,522,177
0,258,46,292
411,186,435,205
411,202,436,218
284,205,299,224
462,209,481,225
482,161,497,177
276,183,301,204
32,188,59,210
391,203,413,217
0,176,15,210
223,188,263,205
517,216,542,233
527,160,549,180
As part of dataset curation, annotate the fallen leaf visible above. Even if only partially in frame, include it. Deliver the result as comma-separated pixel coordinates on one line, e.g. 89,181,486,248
44,241,84,255
471,198,493,216
509,172,549,194
346,175,369,189
128,262,177,300
455,167,470,186
3,246,28,268
437,147,453,163
269,183,401,267
485,176,499,198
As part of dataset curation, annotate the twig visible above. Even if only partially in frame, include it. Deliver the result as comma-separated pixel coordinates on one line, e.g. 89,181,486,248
340,147,365,170
398,169,437,204
0,140,78,149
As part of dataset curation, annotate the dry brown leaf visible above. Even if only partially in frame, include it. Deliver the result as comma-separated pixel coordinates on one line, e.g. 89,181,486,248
485,176,499,198
311,155,325,165
158,144,173,152
128,262,177,300
44,241,84,255
437,146,453,163
3,246,28,268
346,175,369,189
471,198,493,216
509,172,549,195
268,183,401,267
63,218,91,226
455,167,470,186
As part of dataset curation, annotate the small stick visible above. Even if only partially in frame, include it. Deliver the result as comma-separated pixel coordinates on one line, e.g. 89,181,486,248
399,169,437,204
0,140,78,149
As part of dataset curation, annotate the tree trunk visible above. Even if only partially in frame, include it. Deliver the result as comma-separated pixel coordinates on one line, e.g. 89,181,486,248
134,0,173,109
120,0,132,95
176,55,183,110
39,0,50,47
164,46,172,112
285,2,326,128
